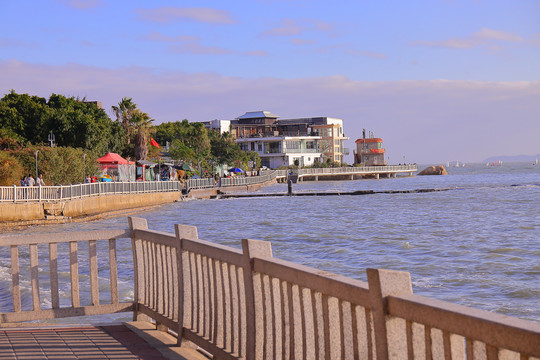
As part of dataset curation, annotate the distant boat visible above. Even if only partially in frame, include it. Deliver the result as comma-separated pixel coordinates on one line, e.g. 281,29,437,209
455,160,460,167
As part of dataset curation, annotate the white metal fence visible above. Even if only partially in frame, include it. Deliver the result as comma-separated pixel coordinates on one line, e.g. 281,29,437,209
0,181,183,203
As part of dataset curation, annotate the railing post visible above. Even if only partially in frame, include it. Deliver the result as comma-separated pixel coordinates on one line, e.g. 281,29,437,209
174,223,199,345
367,268,413,360
13,185,16,203
242,238,273,360
128,216,148,322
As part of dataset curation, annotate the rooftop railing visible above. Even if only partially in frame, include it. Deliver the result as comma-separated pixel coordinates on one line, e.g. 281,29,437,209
1,217,538,359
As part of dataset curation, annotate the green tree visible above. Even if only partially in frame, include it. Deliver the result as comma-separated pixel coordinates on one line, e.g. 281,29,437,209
209,131,243,166
0,90,50,143
131,110,154,160
47,94,126,155
111,97,137,144
11,146,100,185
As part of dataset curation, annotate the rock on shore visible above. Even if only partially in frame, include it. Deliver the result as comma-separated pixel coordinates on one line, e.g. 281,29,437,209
418,165,448,175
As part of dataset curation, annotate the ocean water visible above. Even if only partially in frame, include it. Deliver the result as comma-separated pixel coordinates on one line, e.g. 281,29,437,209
1,162,539,324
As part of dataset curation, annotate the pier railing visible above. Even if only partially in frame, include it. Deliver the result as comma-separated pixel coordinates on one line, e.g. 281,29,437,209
298,164,417,176
2,217,538,359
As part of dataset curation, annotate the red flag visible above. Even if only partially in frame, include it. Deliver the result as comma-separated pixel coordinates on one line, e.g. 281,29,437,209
150,138,160,148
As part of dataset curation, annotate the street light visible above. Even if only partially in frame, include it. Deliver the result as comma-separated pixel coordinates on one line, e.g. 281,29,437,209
34,150,39,179
83,153,86,182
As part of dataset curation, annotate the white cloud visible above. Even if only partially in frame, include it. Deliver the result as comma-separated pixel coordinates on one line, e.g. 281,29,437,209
58,0,104,10
136,7,236,24
0,38,38,49
345,50,387,59
1,60,538,163
412,28,524,49
260,18,333,37
168,43,236,55
142,31,199,43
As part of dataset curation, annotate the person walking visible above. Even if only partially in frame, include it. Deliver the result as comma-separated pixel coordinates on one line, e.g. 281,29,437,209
36,174,45,186
26,174,35,186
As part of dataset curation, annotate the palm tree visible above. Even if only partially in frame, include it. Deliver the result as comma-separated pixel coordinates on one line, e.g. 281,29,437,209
111,97,137,144
131,110,154,160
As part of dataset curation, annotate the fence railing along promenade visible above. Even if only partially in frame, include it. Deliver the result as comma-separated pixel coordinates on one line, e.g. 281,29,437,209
0,217,538,359
1,165,416,203
0,180,184,203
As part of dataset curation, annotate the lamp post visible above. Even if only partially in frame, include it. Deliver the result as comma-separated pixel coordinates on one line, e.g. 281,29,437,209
83,153,86,182
34,150,39,179
48,131,55,147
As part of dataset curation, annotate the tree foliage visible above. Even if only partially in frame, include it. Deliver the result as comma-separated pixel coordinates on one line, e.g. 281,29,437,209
0,90,126,154
0,151,24,186
10,146,100,185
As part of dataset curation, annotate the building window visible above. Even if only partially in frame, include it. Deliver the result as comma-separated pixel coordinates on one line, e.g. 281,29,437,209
306,141,315,149
286,141,300,150
258,144,262,152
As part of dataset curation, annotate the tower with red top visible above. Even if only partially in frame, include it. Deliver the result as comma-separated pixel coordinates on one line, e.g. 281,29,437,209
354,129,386,166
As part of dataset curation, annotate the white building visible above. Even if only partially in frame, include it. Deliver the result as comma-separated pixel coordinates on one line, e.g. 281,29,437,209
229,111,349,169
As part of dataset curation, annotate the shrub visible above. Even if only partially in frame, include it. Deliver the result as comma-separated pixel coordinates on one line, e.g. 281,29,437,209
0,151,24,186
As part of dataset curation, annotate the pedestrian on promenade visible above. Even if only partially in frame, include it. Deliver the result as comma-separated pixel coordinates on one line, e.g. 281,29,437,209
26,174,35,186
36,174,45,186
21,177,27,186
85,175,91,183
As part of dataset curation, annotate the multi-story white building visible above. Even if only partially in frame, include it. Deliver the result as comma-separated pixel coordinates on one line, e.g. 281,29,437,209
207,111,349,169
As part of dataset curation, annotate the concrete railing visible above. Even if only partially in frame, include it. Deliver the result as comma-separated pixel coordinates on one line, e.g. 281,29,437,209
0,229,133,324
2,217,538,359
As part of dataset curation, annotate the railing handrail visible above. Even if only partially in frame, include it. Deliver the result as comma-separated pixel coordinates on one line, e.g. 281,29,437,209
1,218,539,359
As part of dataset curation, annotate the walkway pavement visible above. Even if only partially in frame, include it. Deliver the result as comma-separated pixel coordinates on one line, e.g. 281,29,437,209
0,323,207,360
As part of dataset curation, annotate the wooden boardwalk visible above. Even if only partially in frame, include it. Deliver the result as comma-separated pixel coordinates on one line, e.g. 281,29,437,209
0,322,207,360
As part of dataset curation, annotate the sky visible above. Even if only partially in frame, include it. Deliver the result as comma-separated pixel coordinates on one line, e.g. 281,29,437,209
1,0,539,164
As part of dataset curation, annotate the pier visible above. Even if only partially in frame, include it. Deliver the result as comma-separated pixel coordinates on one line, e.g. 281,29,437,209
0,217,538,359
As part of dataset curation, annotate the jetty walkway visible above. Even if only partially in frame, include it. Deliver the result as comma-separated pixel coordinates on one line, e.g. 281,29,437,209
0,165,417,225
0,217,538,359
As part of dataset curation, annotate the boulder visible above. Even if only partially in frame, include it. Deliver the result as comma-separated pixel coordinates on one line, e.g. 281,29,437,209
418,165,448,175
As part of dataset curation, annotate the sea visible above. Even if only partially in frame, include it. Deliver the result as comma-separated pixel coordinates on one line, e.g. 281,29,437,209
0,162,539,324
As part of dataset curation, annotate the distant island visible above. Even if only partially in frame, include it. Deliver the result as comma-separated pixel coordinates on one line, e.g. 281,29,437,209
483,154,540,163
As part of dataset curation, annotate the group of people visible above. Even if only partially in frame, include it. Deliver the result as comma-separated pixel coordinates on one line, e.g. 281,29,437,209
21,174,45,186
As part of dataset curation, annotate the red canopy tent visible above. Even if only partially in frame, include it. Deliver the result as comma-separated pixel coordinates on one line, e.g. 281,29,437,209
96,153,135,181
97,152,130,165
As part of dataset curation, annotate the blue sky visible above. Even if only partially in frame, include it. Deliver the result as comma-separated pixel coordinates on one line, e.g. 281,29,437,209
1,0,539,163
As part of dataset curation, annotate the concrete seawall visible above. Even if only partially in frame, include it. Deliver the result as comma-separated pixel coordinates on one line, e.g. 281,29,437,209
0,192,182,225
0,178,276,229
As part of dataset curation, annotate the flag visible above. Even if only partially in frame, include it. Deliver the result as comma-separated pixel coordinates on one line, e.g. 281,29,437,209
150,138,160,148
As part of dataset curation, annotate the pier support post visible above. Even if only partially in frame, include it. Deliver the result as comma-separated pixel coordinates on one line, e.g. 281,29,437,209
367,269,413,360
242,239,273,360
129,217,149,323
288,179,293,196
175,223,199,345
375,174,380,180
